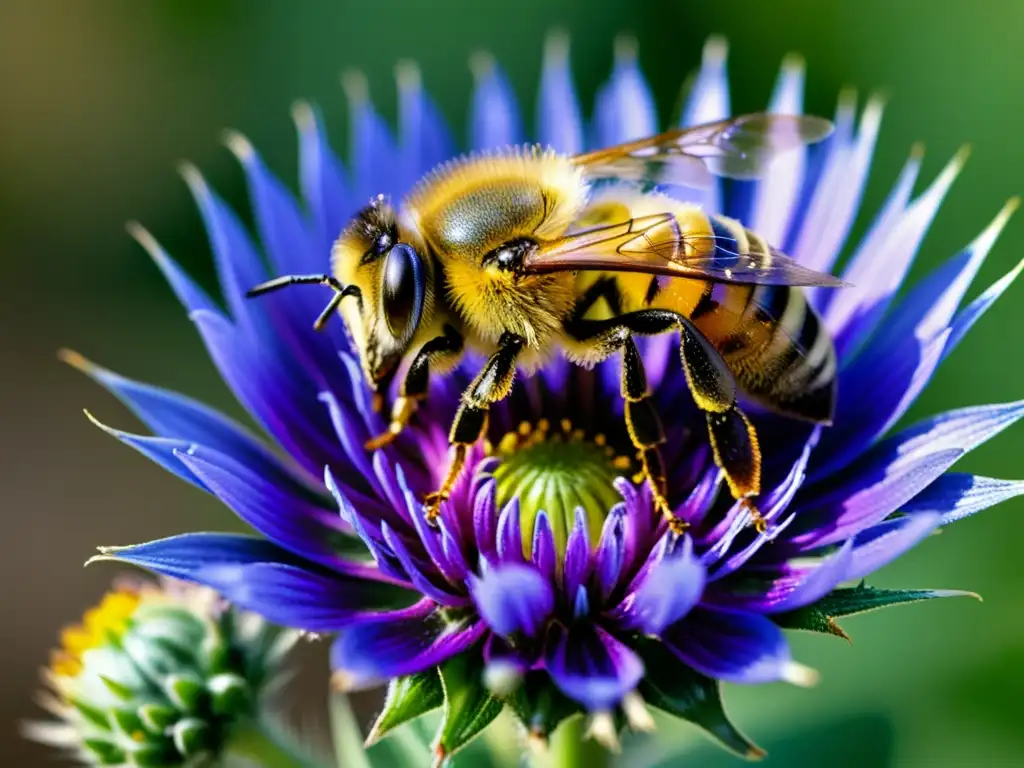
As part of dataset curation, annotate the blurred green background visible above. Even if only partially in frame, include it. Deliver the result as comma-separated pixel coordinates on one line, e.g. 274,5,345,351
2,0,1022,764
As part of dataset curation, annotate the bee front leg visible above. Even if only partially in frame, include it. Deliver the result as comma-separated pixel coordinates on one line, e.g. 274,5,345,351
424,332,525,522
365,325,464,451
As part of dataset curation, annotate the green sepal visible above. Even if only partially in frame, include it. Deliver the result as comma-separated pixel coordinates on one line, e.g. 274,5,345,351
774,585,980,640
110,706,149,741
506,672,581,744
635,638,765,760
138,703,178,734
126,740,177,767
435,652,504,765
208,672,253,717
70,697,110,731
172,717,213,758
99,674,135,701
163,673,206,712
82,737,126,765
365,668,444,746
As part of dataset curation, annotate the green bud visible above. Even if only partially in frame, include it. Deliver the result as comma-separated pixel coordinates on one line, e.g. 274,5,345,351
208,673,252,717
82,738,125,765
137,703,178,734
172,717,213,758
164,673,206,713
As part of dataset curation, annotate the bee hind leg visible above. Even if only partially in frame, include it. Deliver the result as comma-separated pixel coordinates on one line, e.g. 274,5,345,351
365,325,464,451
424,332,525,522
565,314,680,532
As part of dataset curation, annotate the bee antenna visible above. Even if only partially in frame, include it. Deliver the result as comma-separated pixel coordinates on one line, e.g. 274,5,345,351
246,274,359,333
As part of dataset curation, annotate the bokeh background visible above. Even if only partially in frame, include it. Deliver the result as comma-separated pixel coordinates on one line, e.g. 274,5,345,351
2,0,1022,764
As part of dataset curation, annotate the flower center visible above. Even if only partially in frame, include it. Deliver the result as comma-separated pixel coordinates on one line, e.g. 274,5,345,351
490,419,632,558
50,589,140,678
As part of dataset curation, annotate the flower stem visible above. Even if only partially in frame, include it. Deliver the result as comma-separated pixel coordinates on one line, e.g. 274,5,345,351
224,717,324,768
547,715,609,768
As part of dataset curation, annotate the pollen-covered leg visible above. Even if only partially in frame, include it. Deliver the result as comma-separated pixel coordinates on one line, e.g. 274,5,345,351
425,332,524,522
565,314,680,529
675,317,766,532
619,337,675,528
365,325,464,451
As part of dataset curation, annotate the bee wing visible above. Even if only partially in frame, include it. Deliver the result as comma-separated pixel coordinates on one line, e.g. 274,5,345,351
522,213,847,288
572,113,834,189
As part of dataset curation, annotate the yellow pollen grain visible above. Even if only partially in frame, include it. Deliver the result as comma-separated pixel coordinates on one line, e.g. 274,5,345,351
518,421,532,436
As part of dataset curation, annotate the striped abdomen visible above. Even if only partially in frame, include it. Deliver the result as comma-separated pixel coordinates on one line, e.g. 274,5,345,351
657,212,836,423
575,196,837,424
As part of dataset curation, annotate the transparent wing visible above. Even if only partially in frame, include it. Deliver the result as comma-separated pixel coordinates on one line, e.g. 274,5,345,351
522,213,847,288
572,113,833,189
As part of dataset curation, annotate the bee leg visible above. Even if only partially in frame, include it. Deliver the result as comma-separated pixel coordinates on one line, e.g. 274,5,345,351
572,309,766,534
673,317,765,533
565,315,679,531
365,325,464,451
425,332,525,522
619,336,678,532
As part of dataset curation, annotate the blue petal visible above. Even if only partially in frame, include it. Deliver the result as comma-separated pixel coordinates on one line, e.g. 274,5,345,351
536,32,583,153
179,163,268,323
469,564,554,638
397,61,454,188
680,36,730,128
530,511,558,583
845,513,943,582
473,479,499,564
592,36,657,148
663,608,813,686
944,250,1024,358
469,53,523,151
496,497,524,564
199,560,411,632
95,532,299,581
174,446,389,580
562,508,591,600
614,536,704,634
789,448,963,550
344,70,400,202
746,53,807,245
844,198,1017,369
594,506,627,603
809,400,1024,532
826,147,970,357
191,309,345,476
903,473,1024,525
224,132,318,277
707,541,855,614
545,623,644,711
676,36,730,214
294,101,351,253
81,414,206,490
128,224,216,314
62,351,312,489
790,93,883,277
331,600,486,689
810,329,949,480
381,521,466,606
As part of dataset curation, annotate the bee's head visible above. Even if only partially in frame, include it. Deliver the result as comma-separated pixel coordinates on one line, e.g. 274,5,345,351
332,196,433,390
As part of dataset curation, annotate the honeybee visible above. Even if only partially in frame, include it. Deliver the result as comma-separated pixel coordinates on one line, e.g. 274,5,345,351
248,114,843,532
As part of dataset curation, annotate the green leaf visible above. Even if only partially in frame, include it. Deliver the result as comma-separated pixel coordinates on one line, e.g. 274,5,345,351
635,639,764,760
506,672,581,744
435,652,504,765
774,585,980,639
366,668,444,746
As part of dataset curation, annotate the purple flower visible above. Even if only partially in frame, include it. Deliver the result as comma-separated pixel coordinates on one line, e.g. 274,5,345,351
73,34,1022,759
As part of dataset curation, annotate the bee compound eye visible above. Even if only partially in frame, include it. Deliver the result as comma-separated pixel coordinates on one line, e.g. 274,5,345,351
381,243,425,342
